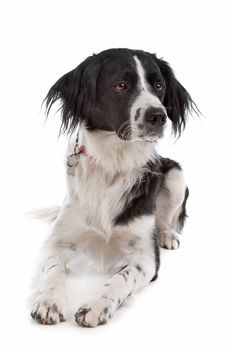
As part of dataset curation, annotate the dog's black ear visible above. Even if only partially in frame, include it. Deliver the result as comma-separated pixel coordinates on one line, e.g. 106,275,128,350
44,55,101,134
154,56,198,136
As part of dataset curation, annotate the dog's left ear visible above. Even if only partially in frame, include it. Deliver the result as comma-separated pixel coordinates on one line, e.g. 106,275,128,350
154,55,197,136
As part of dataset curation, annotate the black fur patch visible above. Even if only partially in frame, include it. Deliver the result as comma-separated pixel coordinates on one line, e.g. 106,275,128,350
135,264,142,272
178,186,189,230
159,157,189,233
117,265,128,273
52,304,58,312
75,307,91,326
103,307,108,314
159,157,182,174
150,229,160,282
119,272,128,282
114,160,162,225
135,108,141,121
135,264,146,276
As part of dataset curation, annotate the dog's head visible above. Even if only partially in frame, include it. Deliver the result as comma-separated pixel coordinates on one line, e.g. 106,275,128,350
45,48,197,140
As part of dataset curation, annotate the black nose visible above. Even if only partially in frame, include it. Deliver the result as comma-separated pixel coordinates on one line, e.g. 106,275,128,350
144,108,167,126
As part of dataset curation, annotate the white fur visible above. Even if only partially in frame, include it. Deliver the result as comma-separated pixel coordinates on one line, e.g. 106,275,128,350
26,206,60,223
155,168,187,249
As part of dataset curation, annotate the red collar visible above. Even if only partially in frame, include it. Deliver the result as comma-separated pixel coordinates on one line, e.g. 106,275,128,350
73,144,95,163
74,144,87,156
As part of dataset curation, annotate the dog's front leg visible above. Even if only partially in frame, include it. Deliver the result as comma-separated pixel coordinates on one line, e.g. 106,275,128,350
156,163,188,249
30,204,84,325
75,215,159,327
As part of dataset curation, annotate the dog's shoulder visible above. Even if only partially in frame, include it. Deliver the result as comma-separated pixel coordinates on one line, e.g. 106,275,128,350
158,157,182,175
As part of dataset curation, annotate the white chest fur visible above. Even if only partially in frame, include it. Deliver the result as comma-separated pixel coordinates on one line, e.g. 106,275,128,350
66,127,157,240
73,157,139,237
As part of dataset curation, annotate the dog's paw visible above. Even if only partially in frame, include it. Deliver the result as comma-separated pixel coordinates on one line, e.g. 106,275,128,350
75,299,113,327
30,290,66,325
159,229,180,250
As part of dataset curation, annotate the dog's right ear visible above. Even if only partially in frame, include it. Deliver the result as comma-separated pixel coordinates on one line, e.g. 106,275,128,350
44,55,101,134
154,55,199,136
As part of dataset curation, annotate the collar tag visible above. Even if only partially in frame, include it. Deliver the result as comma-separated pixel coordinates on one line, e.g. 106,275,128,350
67,153,80,176
66,145,86,176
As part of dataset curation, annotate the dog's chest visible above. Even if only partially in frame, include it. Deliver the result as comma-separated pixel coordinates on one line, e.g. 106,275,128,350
71,157,138,236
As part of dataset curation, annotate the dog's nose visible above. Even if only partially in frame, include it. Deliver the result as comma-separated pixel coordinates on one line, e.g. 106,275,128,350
144,107,167,126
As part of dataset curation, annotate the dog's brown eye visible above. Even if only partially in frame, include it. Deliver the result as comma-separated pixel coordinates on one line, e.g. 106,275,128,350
155,83,163,91
114,83,127,91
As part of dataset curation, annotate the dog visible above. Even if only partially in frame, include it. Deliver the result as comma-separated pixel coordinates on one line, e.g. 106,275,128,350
30,48,196,327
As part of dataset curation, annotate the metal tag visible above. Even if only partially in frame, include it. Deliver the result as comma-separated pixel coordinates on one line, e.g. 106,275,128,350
66,153,80,176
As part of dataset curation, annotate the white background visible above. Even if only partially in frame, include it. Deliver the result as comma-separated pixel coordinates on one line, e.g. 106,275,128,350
0,0,233,349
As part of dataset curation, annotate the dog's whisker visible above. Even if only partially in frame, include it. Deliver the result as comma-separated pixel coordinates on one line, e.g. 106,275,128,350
118,120,131,136
118,121,132,140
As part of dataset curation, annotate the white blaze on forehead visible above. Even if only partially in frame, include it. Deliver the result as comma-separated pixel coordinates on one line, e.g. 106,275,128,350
133,55,164,109
134,56,148,91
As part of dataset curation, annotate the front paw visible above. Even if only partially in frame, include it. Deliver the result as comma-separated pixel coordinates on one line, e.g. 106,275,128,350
75,299,113,327
30,290,66,325
159,229,180,250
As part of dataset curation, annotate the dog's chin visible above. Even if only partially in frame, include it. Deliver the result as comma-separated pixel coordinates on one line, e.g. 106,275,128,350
117,133,158,143
137,132,164,143
143,137,158,142
116,128,164,143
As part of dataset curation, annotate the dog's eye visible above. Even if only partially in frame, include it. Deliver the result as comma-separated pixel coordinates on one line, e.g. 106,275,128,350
114,83,127,91
154,83,163,91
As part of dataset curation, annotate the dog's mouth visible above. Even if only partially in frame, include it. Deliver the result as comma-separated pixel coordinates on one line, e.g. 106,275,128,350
116,122,165,142
117,131,164,143
136,126,165,141
140,135,160,142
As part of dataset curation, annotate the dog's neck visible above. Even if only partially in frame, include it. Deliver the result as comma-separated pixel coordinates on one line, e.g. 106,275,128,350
78,125,158,175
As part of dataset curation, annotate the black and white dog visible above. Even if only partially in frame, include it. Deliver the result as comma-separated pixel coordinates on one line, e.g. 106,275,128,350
30,48,195,327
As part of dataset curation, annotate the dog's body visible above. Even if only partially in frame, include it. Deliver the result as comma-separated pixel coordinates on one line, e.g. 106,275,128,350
30,49,195,327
